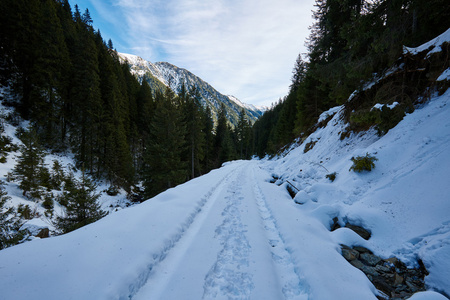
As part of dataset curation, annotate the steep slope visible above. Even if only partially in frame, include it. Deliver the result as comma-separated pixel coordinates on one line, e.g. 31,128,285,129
118,53,266,126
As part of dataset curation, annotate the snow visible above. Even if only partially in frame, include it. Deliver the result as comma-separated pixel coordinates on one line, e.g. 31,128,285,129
1,84,450,298
318,105,342,122
118,52,167,85
372,101,399,111
437,68,450,81
408,291,450,300
403,28,450,56
228,94,268,113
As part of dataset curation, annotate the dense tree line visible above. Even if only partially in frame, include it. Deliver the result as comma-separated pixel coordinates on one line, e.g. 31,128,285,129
252,0,449,156
0,0,253,199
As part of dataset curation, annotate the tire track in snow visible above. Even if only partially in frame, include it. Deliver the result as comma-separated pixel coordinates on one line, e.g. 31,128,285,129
251,166,309,300
203,169,254,299
125,165,242,300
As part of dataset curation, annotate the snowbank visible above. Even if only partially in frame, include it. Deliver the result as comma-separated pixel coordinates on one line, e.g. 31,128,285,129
403,28,450,56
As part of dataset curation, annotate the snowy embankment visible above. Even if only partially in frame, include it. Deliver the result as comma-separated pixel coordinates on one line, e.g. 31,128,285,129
0,89,449,299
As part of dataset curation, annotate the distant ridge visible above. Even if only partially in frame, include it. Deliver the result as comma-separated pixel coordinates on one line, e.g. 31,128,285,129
118,52,266,126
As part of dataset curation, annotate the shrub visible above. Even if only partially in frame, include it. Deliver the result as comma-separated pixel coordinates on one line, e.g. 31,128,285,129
349,153,378,172
304,140,317,153
42,195,54,210
326,172,337,182
17,204,33,220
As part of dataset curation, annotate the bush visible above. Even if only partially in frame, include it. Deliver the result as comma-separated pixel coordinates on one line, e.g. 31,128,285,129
304,140,317,153
326,172,337,182
42,195,54,210
349,153,378,172
17,204,33,220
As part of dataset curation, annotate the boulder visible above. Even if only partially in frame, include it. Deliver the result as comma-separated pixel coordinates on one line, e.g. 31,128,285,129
35,228,49,238
345,223,371,240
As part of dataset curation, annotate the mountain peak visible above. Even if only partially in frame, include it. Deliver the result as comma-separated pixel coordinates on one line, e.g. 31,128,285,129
118,52,265,127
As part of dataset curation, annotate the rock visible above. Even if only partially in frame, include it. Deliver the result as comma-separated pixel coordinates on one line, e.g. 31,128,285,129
375,264,391,273
340,243,427,299
345,223,371,240
385,257,399,266
372,277,394,296
394,273,404,285
330,217,341,231
341,246,359,261
360,252,382,266
362,265,380,277
350,259,365,270
405,279,419,293
354,246,372,254
294,190,310,205
35,228,49,238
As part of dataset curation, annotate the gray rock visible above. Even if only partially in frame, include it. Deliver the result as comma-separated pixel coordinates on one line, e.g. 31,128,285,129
361,252,382,266
350,259,365,270
362,265,380,277
375,264,391,273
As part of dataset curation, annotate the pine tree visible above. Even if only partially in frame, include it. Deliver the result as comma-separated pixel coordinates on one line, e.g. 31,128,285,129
236,109,251,159
143,87,187,198
182,86,206,179
0,182,24,250
50,160,65,190
30,0,70,149
202,105,215,172
56,171,106,234
214,104,236,165
13,128,46,200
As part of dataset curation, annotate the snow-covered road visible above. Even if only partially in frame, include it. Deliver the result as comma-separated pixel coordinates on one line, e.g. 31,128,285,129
133,162,307,300
0,160,375,300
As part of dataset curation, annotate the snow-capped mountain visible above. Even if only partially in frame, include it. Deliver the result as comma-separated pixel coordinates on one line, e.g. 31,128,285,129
118,53,266,126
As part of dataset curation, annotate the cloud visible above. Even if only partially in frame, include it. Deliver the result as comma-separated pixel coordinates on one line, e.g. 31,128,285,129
89,0,315,106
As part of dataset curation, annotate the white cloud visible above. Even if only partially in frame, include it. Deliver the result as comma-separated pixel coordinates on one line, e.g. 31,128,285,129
90,0,315,106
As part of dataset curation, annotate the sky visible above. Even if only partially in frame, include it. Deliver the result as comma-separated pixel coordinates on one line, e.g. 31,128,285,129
69,0,316,107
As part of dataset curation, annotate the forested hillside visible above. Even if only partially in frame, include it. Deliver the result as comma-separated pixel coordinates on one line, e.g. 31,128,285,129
0,0,254,199
253,0,450,156
118,53,266,127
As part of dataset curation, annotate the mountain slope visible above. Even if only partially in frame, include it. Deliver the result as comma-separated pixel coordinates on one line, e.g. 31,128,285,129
118,53,266,126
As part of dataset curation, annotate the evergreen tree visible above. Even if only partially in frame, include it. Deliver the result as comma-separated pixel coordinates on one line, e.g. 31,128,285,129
236,109,251,159
182,86,206,179
202,105,215,172
30,0,70,148
69,24,102,175
0,182,24,250
143,88,187,198
56,171,106,234
13,129,46,199
50,160,66,190
214,104,236,165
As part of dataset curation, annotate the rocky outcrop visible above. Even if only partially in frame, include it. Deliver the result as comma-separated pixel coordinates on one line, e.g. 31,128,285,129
341,245,428,299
